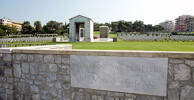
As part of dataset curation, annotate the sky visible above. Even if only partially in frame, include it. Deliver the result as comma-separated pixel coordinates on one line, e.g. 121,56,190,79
0,0,194,25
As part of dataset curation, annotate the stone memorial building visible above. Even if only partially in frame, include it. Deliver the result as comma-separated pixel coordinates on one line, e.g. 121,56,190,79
69,15,94,42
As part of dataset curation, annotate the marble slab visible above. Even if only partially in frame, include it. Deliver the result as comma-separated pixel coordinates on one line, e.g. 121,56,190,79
70,55,168,96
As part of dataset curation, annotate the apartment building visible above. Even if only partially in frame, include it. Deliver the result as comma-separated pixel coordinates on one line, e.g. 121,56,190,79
175,15,194,32
185,16,194,32
0,18,22,31
159,20,174,32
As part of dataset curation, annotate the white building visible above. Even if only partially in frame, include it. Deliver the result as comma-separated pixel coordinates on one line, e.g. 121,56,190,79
0,18,22,31
69,15,94,42
159,20,174,32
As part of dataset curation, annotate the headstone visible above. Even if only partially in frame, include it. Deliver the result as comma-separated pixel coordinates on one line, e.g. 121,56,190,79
100,26,109,38
70,55,168,96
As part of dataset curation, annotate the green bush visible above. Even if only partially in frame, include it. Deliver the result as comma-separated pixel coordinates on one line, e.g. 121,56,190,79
0,28,5,36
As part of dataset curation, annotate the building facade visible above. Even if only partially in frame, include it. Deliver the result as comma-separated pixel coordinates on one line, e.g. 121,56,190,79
69,15,94,42
175,15,194,32
0,18,22,31
159,20,174,32
185,16,194,32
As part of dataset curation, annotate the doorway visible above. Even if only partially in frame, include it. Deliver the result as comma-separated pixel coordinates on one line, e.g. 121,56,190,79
75,23,85,41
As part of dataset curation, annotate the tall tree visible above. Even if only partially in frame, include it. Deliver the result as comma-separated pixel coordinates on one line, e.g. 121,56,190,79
0,25,18,36
126,22,133,32
133,21,145,32
7,26,18,35
153,25,164,32
43,21,63,34
0,28,5,36
34,21,43,34
145,24,153,32
22,21,35,34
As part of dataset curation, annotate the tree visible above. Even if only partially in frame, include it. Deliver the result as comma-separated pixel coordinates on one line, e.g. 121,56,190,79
111,22,118,32
153,25,164,32
144,24,153,32
22,21,35,34
34,21,43,34
7,26,18,35
133,21,145,32
0,28,5,36
126,22,133,32
43,21,63,35
0,25,18,36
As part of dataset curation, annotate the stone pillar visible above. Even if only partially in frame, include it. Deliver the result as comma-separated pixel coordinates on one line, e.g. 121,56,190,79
100,26,109,38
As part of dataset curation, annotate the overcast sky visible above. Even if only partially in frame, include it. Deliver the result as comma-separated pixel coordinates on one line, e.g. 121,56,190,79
0,0,194,25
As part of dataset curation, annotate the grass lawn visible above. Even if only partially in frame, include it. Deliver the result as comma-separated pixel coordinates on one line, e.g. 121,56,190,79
58,40,194,52
56,31,194,52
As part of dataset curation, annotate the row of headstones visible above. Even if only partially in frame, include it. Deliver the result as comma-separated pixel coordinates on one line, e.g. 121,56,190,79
118,33,194,41
0,43,48,48
0,37,53,43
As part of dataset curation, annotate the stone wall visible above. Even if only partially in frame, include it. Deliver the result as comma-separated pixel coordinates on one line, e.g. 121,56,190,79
12,54,71,100
0,53,13,100
0,47,194,100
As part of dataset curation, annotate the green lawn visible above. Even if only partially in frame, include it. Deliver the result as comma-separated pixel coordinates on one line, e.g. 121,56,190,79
56,31,194,52
58,41,194,52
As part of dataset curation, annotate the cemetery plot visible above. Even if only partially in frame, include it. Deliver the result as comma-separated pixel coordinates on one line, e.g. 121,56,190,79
118,33,194,41
0,37,53,43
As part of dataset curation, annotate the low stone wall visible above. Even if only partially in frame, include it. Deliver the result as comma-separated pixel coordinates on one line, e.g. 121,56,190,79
0,45,194,100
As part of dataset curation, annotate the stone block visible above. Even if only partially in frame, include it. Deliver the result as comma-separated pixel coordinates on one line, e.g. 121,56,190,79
54,81,62,89
13,64,21,78
3,54,12,62
174,64,191,81
62,83,70,90
39,64,48,72
146,96,163,100
49,64,57,72
30,85,39,93
168,81,180,89
125,94,136,98
181,86,194,100
49,87,57,97
92,95,97,100
169,59,184,64
4,68,12,77
62,90,71,100
168,64,174,81
95,90,107,95
28,55,34,62
21,63,29,73
136,96,146,100
32,94,40,100
62,57,69,64
193,68,194,81
44,55,54,63
15,54,27,61
46,73,56,82
0,68,4,76
168,89,179,100
185,60,194,67
30,63,39,74
105,96,114,100
107,92,124,97
73,92,84,100
55,55,62,64
125,98,133,100
34,55,43,63
97,95,104,100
